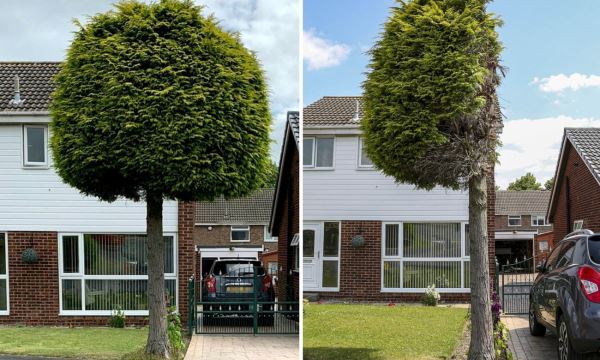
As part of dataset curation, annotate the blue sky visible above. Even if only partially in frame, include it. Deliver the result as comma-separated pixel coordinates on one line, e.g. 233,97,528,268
304,0,600,189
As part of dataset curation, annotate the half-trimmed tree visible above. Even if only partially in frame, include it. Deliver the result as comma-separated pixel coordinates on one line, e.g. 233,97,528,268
507,172,542,191
362,1,502,359
50,0,271,357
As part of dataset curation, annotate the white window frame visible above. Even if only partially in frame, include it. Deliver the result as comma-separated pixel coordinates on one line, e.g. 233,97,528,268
531,215,546,227
508,215,522,227
574,220,584,231
291,233,299,271
230,226,250,242
303,137,315,167
0,232,9,316
23,125,48,167
58,233,178,316
263,226,278,242
357,137,374,169
303,136,335,170
380,222,470,293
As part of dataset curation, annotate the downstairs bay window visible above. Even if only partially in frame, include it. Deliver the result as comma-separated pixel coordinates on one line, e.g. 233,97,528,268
382,222,470,292
59,233,177,315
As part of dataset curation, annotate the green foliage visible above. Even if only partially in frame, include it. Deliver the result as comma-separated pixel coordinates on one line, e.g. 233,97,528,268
422,285,440,306
362,0,503,189
259,160,279,188
167,307,184,358
109,306,126,328
544,177,554,191
507,172,542,191
494,321,513,360
50,0,272,203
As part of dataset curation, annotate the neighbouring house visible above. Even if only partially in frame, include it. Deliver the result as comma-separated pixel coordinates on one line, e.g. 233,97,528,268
495,190,553,265
194,188,278,279
269,111,300,301
548,128,600,242
303,96,495,301
0,62,195,325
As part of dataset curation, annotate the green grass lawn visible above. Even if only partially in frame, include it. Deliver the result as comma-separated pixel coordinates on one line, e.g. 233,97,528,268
0,327,149,359
303,304,467,360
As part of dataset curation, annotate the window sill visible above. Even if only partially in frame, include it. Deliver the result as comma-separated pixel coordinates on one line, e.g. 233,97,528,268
230,240,251,243
22,165,49,170
380,288,471,293
356,167,375,171
303,167,335,171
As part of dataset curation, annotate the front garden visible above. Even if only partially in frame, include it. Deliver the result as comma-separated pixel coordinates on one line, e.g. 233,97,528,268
303,303,468,360
0,327,149,359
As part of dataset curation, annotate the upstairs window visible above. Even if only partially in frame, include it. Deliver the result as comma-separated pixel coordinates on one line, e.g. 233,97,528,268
23,125,48,166
231,226,250,242
508,215,521,227
531,215,546,226
264,226,278,242
303,137,334,168
358,138,373,168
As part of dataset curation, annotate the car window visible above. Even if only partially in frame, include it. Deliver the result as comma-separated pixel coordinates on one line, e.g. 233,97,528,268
588,235,600,264
555,241,576,269
545,243,564,272
212,261,264,276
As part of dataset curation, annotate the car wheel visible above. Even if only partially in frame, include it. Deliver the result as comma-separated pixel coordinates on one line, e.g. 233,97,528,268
529,303,546,336
558,316,584,360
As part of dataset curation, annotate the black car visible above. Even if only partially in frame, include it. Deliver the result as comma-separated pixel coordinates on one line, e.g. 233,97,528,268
529,229,600,360
201,259,275,325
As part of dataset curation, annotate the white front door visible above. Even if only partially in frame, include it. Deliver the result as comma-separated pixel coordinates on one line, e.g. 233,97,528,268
302,223,319,290
303,222,341,291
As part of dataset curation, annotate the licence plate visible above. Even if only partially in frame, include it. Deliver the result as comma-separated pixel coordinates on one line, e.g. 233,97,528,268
226,286,252,293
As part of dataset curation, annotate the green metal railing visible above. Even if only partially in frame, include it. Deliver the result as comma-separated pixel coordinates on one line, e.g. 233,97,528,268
189,266,299,335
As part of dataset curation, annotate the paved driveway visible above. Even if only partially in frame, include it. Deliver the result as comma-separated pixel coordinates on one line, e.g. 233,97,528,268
184,334,298,360
504,315,557,360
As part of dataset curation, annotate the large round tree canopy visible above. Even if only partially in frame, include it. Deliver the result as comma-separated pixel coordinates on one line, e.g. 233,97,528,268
50,0,271,202
362,0,502,190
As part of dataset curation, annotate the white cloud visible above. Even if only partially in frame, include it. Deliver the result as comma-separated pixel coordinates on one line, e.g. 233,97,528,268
199,0,299,161
534,73,600,93
497,116,600,189
303,29,350,70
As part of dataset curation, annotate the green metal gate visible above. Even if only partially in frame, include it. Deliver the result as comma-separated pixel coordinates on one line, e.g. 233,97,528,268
187,268,299,335
499,257,536,314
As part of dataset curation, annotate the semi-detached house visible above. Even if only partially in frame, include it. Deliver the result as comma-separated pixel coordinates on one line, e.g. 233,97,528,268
303,96,495,301
0,62,195,325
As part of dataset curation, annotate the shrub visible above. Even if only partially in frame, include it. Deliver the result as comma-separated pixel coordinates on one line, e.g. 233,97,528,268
422,285,440,306
491,291,502,327
109,307,125,328
167,307,185,359
494,321,513,360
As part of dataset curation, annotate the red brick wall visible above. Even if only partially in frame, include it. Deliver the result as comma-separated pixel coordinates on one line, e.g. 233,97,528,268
534,231,555,264
552,143,600,242
276,132,300,301
0,232,146,326
194,225,276,252
495,214,552,233
177,201,196,328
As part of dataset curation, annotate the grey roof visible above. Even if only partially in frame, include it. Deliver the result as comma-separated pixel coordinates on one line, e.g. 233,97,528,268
304,96,363,128
565,128,600,182
196,188,274,224
496,190,551,216
0,62,60,112
288,111,299,145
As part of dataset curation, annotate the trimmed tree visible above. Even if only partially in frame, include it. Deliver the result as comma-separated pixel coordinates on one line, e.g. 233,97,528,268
507,172,542,191
362,1,503,359
50,0,271,357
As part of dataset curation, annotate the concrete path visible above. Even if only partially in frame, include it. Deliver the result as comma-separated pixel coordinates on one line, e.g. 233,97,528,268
503,315,557,360
184,334,299,360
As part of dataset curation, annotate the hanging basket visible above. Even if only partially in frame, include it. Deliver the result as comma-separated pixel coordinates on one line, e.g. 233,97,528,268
21,248,39,264
351,235,365,248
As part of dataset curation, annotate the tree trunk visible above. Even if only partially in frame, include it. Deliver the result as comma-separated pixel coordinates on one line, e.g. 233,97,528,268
145,193,170,358
468,173,494,360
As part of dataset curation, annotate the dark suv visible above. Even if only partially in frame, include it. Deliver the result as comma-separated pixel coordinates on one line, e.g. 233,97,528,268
201,259,275,325
529,229,600,360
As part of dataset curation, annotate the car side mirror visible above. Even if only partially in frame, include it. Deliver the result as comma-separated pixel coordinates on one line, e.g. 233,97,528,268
536,263,546,273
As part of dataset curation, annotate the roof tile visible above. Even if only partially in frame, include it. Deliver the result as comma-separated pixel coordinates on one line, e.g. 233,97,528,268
195,188,274,224
495,190,551,215
0,62,60,112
